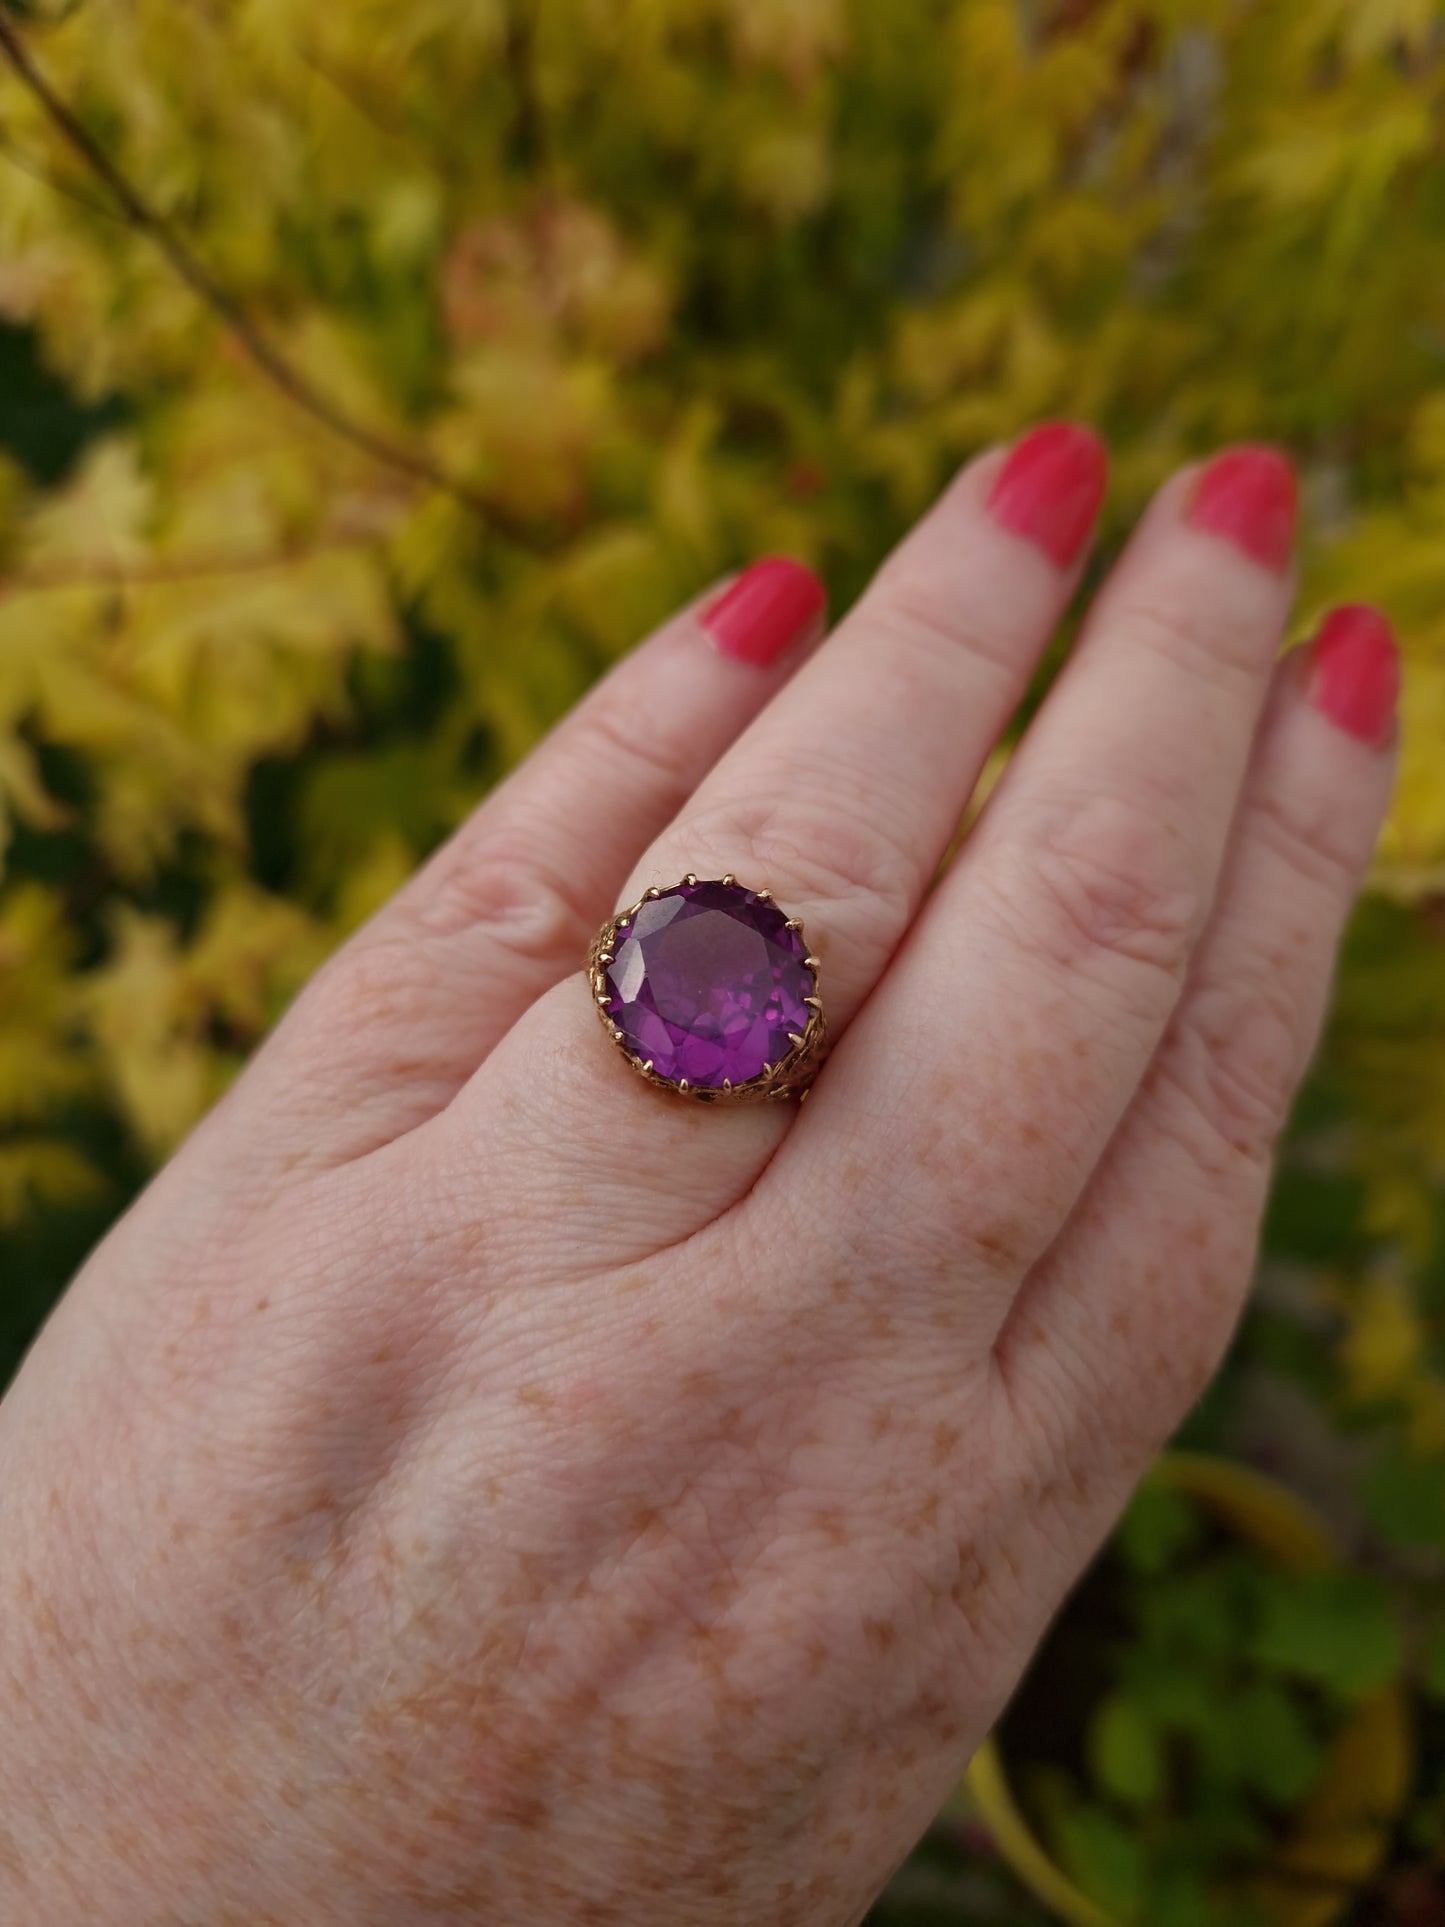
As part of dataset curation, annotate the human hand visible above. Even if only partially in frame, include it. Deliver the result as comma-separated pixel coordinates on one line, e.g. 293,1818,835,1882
0,425,1399,1924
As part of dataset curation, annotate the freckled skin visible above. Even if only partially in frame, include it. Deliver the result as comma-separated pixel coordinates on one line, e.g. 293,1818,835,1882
0,1153,1084,1927
0,482,1393,1919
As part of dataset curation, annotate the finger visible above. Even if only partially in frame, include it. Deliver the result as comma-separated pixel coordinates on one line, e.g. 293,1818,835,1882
223,559,826,1169
457,425,1110,1237
995,606,1399,1470
788,446,1300,1305
613,424,1109,1027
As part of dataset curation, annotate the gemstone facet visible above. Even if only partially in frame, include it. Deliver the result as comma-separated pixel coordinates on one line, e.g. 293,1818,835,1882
600,879,815,1092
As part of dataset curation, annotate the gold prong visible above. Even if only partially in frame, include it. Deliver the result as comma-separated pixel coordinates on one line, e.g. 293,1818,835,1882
646,886,660,899
722,1078,732,1091
756,888,774,902
678,1078,690,1093
597,951,613,966
787,1032,805,1049
595,993,612,1007
785,918,803,931
611,1026,623,1040
684,872,697,885
721,872,736,886
617,916,629,929
642,1060,654,1073
803,995,822,1011
803,954,820,968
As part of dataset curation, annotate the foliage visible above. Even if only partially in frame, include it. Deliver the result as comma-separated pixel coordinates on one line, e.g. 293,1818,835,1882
1,0,1443,1917
1018,1485,1403,1924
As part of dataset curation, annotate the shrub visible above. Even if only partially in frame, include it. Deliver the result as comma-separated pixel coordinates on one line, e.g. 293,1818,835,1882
1,1,1442,1915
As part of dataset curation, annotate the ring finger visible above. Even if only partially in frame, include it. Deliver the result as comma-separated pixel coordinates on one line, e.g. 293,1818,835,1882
465,424,1110,1216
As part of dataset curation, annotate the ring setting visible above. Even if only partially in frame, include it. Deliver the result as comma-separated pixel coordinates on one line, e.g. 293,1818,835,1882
588,875,826,1102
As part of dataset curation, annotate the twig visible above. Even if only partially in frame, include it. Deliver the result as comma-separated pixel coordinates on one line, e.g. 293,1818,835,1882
0,8,513,535
0,118,121,219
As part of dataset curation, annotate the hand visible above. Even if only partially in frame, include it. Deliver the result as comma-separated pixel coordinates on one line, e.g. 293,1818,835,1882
0,425,1399,1925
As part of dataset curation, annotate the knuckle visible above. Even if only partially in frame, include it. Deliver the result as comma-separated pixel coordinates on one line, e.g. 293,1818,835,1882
1152,975,1303,1170
864,564,1025,684
994,789,1201,990
999,1254,1247,1495
987,1353,1116,1560
674,787,915,929
312,931,445,1037
414,839,595,965
1122,579,1270,688
290,842,598,1073
1249,779,1365,901
1107,1311,1235,1471
574,694,699,802
913,1132,1044,1284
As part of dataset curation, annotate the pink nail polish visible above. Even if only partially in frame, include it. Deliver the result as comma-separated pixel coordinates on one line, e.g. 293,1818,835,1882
1308,604,1400,749
1188,446,1298,572
701,557,826,667
986,422,1109,568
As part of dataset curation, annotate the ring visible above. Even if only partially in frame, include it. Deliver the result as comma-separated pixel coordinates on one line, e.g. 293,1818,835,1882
588,875,827,1103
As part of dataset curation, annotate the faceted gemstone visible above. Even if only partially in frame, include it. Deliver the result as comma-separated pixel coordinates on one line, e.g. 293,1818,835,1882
602,879,814,1090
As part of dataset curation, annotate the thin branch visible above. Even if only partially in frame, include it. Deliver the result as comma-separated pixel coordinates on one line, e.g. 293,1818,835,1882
0,117,121,219
0,8,515,535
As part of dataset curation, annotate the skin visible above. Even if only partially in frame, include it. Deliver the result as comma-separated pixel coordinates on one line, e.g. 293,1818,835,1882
0,439,1395,1925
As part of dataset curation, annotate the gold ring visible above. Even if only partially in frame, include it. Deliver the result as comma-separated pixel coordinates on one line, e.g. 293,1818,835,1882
588,875,826,1103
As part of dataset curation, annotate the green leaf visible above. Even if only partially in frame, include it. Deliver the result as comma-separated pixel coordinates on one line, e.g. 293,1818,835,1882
1133,1554,1258,1663
1116,1485,1204,1577
1247,1571,1403,1699
1056,1803,1147,1922
1128,1661,1217,1739
1363,1447,1445,1553
1149,1866,1241,1927
1088,1692,1163,1808
1230,1682,1324,1806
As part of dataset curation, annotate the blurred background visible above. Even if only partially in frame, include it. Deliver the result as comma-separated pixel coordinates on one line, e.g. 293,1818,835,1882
0,2,1442,1921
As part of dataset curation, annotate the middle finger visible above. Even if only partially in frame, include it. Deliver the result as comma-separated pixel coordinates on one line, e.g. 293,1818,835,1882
614,424,1109,1033
452,423,1108,1240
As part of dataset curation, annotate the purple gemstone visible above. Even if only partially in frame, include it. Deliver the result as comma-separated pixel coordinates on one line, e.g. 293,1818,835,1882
603,879,814,1090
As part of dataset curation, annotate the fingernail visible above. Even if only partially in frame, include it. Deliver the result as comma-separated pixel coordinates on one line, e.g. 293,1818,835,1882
701,556,826,667
1188,445,1298,572
987,421,1109,568
1308,604,1400,749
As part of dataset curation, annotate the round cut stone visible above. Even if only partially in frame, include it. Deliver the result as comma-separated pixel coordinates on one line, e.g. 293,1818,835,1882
602,879,814,1090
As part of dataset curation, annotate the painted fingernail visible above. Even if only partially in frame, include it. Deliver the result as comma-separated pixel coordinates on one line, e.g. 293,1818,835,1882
1188,445,1298,572
1308,604,1400,749
701,556,826,667
987,421,1109,568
